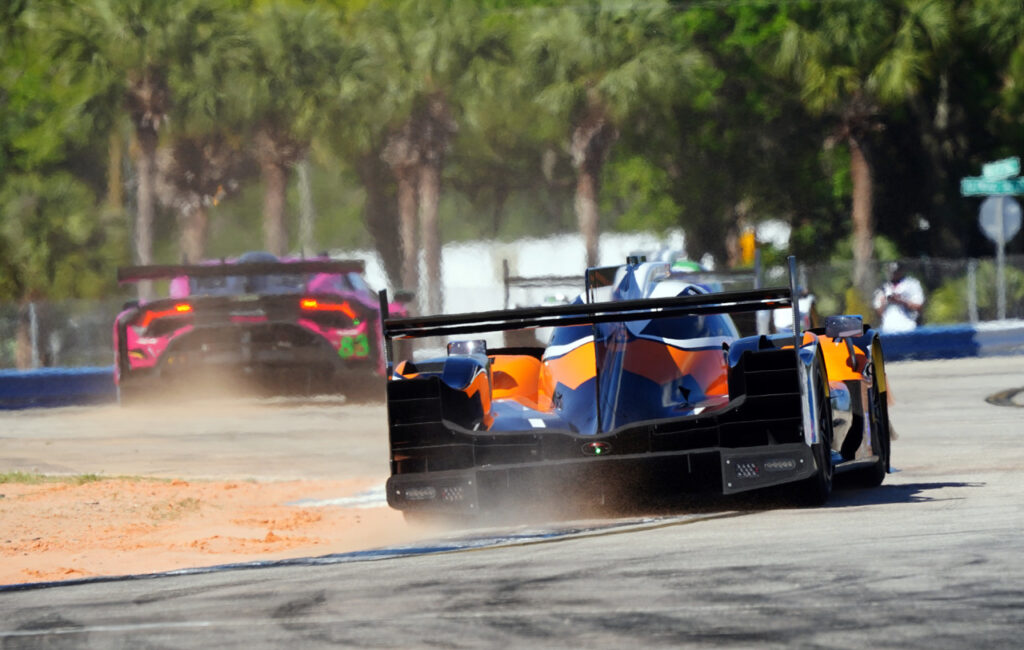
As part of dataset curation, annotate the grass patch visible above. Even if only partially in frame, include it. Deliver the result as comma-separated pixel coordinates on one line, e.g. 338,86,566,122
0,472,156,485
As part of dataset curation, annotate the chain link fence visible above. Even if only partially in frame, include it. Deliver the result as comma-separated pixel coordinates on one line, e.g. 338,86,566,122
3,256,1023,369
793,255,1024,327
0,299,125,370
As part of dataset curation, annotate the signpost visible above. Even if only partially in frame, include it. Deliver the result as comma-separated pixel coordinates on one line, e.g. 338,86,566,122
979,197,1022,320
961,157,1024,320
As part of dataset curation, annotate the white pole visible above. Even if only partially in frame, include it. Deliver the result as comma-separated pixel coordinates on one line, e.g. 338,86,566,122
29,302,40,368
997,197,1007,320
967,258,979,324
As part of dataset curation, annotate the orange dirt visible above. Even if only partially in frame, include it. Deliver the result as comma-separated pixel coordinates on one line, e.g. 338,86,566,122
0,477,422,586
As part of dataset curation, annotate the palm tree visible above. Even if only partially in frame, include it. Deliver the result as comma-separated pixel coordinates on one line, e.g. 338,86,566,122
234,2,354,257
775,0,952,295
522,1,704,267
156,135,250,262
43,0,230,295
351,0,511,314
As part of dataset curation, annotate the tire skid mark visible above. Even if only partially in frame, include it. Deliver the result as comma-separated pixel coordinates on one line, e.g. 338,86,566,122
985,387,1024,407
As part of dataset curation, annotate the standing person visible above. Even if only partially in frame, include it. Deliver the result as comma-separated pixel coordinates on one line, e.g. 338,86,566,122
873,262,925,332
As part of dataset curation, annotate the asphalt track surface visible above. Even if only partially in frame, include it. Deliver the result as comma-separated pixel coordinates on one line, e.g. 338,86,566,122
2,356,1023,648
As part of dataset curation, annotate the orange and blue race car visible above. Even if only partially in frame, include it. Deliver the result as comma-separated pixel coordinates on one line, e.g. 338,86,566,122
380,256,891,518
114,251,408,403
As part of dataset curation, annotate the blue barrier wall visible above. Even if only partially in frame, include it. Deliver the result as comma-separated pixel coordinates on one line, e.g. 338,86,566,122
880,321,1024,361
879,325,979,361
0,367,116,410
1,321,1022,410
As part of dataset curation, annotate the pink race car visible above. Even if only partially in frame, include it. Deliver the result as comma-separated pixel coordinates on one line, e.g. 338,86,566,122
113,252,409,403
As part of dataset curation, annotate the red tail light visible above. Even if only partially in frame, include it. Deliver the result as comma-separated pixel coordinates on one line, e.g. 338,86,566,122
300,298,358,320
139,303,192,327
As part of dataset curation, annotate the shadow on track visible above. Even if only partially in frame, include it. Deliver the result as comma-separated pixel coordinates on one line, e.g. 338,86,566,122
826,479,983,508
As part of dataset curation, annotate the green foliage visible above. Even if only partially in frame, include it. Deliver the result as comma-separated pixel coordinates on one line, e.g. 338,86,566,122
601,156,680,234
0,173,127,300
925,261,1024,324
775,0,952,117
522,1,703,130
3,0,1024,303
236,2,351,140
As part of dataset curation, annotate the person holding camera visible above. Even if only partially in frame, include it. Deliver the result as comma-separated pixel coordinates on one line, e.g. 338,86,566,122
872,262,925,332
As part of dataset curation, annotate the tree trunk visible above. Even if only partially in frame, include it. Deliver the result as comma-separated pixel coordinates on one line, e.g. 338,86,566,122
179,204,208,264
849,135,874,297
419,162,443,315
382,125,422,297
15,302,35,370
570,104,617,269
356,153,403,290
107,130,124,213
134,127,158,299
397,168,419,294
575,170,600,268
260,158,289,257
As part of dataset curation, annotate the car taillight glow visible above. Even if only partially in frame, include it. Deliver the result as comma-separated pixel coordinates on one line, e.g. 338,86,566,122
139,303,193,327
300,298,359,323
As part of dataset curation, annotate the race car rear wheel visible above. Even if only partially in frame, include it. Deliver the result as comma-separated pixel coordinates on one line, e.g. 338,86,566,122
794,355,834,506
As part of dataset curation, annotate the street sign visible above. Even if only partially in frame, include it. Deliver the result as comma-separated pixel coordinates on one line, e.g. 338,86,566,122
960,177,1024,196
983,157,1021,180
980,196,1023,243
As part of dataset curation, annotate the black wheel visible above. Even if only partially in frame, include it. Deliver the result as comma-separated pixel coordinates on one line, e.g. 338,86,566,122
794,355,834,506
852,385,890,487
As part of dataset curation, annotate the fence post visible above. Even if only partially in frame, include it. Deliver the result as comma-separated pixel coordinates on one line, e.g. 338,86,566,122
967,259,979,324
29,301,41,369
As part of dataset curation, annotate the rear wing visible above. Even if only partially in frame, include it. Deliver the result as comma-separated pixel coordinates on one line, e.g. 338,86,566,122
117,259,366,284
383,256,804,358
382,286,793,342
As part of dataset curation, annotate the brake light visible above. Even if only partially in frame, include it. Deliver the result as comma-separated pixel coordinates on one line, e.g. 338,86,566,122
139,303,193,327
300,298,358,320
